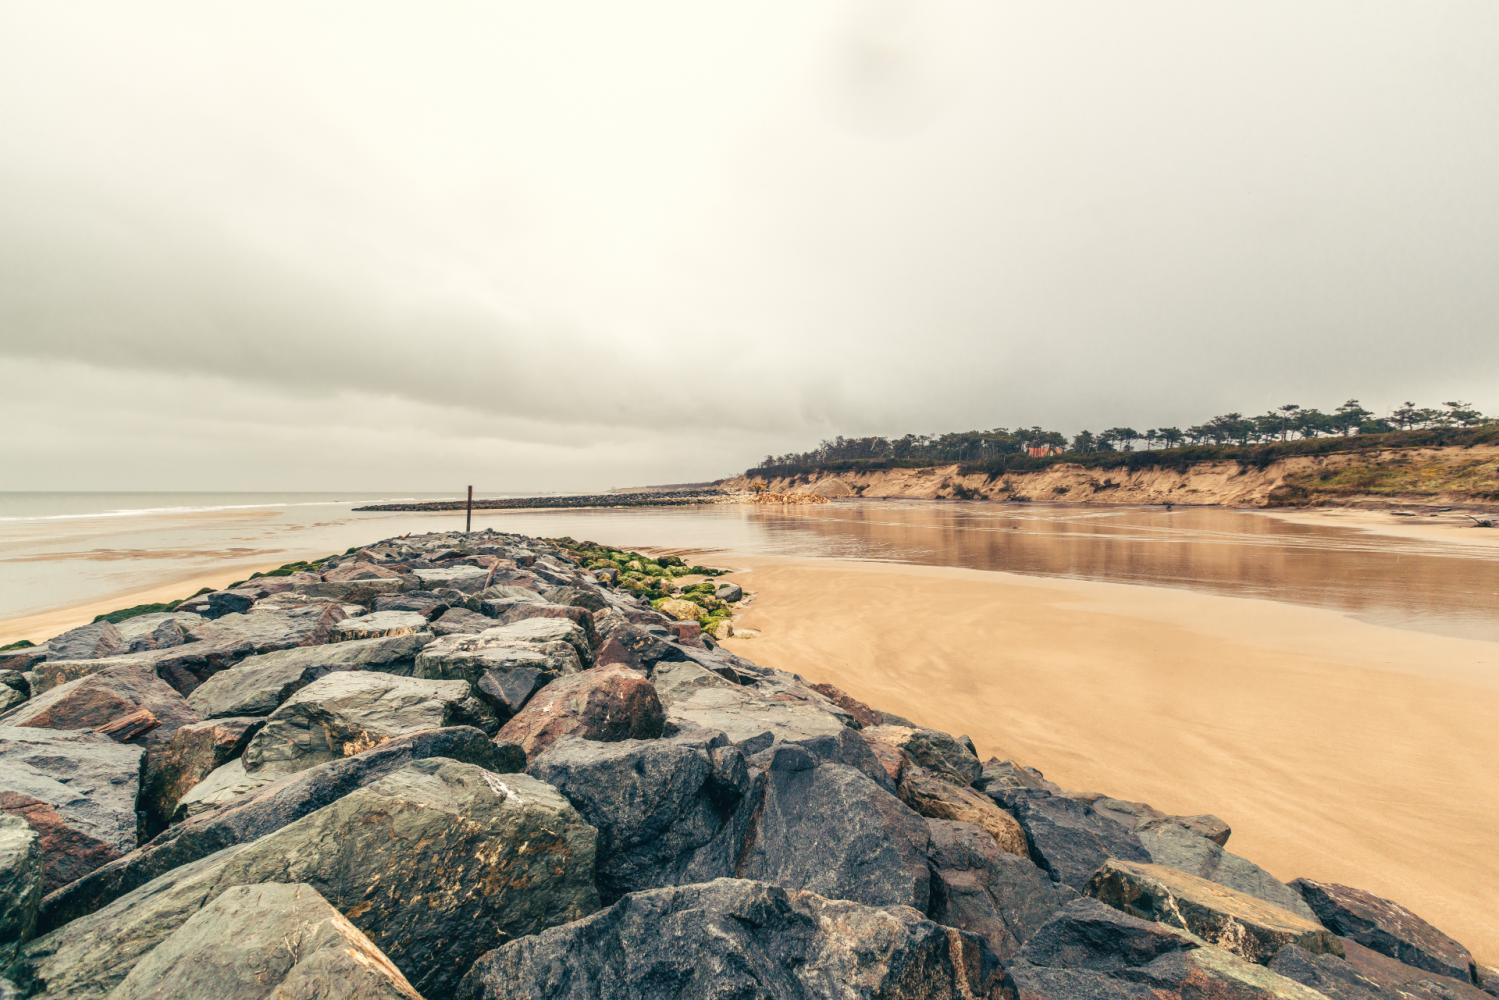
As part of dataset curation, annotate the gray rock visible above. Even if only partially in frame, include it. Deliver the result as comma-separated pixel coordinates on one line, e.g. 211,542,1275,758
430,607,493,636
735,748,931,910
0,727,142,894
23,760,599,998
413,620,591,716
925,818,1075,960
528,736,749,901
330,611,430,641
411,565,492,591
984,785,1150,889
713,580,743,602
859,725,982,785
1004,898,1329,999
110,882,422,999
171,757,276,819
242,672,496,775
186,634,430,718
456,877,1000,1000
975,758,1062,796
1087,859,1342,965
594,622,684,672
652,660,847,744
112,614,193,654
1291,877,1477,984
1270,940,1491,1000
482,601,598,648
1136,822,1315,920
40,727,516,930
0,813,42,964
45,622,124,662
0,686,24,714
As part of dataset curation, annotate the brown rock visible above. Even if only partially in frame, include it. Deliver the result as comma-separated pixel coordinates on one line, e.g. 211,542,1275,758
807,681,913,728
1088,859,1343,965
496,663,664,755
139,717,261,834
898,766,1027,856
4,665,200,747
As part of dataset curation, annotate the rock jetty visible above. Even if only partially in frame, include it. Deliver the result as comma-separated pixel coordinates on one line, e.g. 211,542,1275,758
1,529,1493,998
353,487,730,513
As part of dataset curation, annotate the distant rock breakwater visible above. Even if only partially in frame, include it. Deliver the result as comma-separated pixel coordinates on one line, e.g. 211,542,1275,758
1,530,1494,998
354,487,732,512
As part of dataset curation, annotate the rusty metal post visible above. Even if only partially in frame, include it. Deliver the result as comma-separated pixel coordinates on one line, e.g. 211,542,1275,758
466,485,473,534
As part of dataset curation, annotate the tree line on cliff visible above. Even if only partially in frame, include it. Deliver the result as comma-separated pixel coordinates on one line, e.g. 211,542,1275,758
749,400,1497,478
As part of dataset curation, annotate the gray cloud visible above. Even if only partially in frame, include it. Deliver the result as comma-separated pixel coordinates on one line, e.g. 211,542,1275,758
2,2,1497,489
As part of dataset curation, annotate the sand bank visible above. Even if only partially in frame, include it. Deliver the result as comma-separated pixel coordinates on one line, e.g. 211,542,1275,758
721,554,1499,962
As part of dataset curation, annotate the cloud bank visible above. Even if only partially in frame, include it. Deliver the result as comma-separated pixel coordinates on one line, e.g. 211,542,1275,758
2,2,1496,489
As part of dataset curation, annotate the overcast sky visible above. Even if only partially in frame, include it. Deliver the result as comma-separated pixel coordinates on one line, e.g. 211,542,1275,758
3,2,1497,491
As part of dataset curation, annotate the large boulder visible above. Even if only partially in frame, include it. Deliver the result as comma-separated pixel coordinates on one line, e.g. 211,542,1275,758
0,813,42,964
170,758,275,819
594,622,684,672
651,660,847,744
1270,939,1490,1000
109,882,422,999
111,614,194,654
456,878,1000,1000
138,717,260,833
0,727,142,894
482,600,598,648
414,620,591,716
860,724,982,785
1290,877,1477,985
2,664,200,744
329,611,430,642
242,672,496,775
411,565,491,592
734,744,931,910
1136,822,1314,920
984,785,1150,889
44,621,124,662
1005,898,1329,999
186,634,430,718
1087,860,1342,965
40,727,516,930
430,607,493,636
495,664,664,756
925,818,1075,960
896,766,1026,856
527,735,749,901
22,760,599,998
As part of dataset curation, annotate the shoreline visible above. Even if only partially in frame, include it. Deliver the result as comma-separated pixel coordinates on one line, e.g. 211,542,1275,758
719,553,1499,962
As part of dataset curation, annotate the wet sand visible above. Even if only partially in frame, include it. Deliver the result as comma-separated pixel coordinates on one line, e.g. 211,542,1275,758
721,555,1499,962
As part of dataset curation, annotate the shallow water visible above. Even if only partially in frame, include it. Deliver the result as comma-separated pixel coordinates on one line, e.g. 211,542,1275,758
2,494,1496,642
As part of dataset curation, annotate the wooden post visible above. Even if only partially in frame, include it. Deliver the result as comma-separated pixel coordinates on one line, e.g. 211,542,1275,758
466,485,473,534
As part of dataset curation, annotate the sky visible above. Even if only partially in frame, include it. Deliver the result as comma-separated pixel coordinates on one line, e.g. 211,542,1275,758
2,2,1497,492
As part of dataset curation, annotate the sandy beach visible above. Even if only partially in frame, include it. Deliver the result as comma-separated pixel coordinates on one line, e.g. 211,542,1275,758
721,553,1499,962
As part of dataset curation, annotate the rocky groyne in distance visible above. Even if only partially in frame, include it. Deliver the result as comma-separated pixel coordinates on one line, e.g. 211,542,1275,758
1,530,1494,998
353,487,731,513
